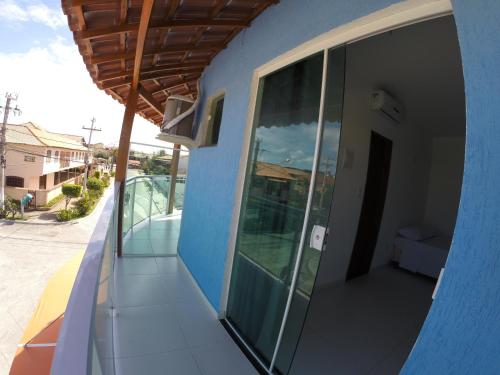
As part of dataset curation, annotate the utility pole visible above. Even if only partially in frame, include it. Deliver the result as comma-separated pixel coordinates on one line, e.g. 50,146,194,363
82,117,101,193
0,93,21,209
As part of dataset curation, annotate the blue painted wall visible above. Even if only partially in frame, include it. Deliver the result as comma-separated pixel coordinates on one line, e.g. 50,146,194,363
402,1,500,373
178,0,500,372
178,0,398,311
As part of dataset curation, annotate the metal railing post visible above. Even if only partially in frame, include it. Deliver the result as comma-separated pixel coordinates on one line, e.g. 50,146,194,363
148,176,154,222
130,179,137,236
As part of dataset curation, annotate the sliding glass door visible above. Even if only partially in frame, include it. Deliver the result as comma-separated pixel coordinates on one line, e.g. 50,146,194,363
226,46,346,373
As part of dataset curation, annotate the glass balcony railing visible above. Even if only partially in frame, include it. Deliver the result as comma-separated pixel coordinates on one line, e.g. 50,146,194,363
52,173,187,374
89,190,118,375
122,175,185,256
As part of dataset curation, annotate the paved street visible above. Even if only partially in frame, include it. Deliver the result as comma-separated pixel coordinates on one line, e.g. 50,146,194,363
0,186,114,374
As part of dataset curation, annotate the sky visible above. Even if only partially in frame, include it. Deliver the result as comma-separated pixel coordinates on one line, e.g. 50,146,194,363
0,0,171,150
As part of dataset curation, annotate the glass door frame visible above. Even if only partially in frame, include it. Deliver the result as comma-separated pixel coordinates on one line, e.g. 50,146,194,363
223,48,332,374
219,4,454,374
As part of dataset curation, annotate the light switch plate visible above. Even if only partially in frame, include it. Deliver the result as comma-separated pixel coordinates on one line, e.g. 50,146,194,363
310,225,327,251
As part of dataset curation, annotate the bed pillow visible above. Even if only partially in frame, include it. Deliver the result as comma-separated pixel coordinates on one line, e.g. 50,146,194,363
398,225,436,241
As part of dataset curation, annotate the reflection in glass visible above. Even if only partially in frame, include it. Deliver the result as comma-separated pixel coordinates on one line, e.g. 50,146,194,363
275,46,346,374
226,52,324,365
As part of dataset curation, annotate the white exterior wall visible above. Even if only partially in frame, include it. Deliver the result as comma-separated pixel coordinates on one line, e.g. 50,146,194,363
42,148,87,175
5,145,44,185
5,144,88,205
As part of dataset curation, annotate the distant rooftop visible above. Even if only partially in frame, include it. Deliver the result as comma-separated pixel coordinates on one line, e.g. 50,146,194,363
6,122,89,151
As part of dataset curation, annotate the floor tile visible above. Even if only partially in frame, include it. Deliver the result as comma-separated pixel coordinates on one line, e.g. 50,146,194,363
155,257,179,274
115,257,159,275
115,274,168,307
160,273,200,304
192,342,258,375
124,238,153,255
116,350,202,375
115,305,188,357
174,303,231,349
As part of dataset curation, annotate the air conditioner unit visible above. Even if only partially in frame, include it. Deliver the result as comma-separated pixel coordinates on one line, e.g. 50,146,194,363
369,89,403,123
158,83,200,148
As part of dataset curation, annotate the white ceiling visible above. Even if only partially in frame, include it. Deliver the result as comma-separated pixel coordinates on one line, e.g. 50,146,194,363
346,15,465,137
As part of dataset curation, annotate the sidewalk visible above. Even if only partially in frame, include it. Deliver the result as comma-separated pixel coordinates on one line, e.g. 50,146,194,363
0,185,114,374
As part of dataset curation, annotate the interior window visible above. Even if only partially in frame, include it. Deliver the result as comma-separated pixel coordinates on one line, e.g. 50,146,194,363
205,95,224,146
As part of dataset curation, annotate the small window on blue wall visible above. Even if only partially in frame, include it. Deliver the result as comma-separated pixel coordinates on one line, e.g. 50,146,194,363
206,94,224,146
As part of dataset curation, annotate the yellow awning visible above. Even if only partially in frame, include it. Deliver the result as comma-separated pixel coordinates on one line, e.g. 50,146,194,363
10,250,84,375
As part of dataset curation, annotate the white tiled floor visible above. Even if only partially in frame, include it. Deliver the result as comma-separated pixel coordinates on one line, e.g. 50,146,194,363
123,214,182,256
288,266,436,375
113,256,257,375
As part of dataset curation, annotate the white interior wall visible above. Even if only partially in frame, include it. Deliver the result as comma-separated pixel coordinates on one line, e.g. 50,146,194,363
315,16,465,287
423,136,465,236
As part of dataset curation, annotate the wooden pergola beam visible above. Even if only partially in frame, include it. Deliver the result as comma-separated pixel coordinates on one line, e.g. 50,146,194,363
116,0,154,256
90,42,222,65
99,63,206,81
65,0,278,8
138,85,165,116
140,68,204,82
151,76,201,94
100,78,132,90
76,19,250,40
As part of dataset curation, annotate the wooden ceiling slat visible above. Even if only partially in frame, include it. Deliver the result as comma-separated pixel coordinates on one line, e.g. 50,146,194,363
77,19,250,40
140,68,204,82
119,0,128,72
138,85,165,115
63,0,279,125
91,42,223,64
99,62,206,81
151,76,202,94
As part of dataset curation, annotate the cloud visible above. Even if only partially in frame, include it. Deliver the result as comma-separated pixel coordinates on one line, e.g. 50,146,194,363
0,37,165,149
0,0,66,29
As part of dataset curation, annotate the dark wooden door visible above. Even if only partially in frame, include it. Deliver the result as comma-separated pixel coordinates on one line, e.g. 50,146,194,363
346,131,392,280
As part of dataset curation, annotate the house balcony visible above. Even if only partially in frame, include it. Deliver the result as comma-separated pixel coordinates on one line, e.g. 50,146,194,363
51,176,256,375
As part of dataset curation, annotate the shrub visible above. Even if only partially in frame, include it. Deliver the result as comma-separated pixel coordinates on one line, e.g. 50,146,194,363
56,208,78,222
75,192,93,216
110,171,116,177
2,197,20,219
62,184,83,209
87,177,104,194
93,170,101,179
101,174,110,187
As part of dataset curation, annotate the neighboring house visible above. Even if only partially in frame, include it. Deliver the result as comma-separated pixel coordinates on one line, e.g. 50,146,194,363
45,2,500,375
5,122,91,206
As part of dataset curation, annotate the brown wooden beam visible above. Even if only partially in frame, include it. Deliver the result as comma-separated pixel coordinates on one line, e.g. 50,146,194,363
76,19,250,40
116,0,154,257
76,23,137,40
64,0,112,6
138,85,165,116
140,68,204,82
101,78,132,90
151,76,201,94
99,62,206,81
90,43,222,65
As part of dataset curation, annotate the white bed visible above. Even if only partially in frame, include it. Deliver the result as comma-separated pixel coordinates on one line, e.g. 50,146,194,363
395,235,451,279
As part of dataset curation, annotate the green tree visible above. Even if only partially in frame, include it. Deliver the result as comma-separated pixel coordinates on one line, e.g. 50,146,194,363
62,184,83,209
